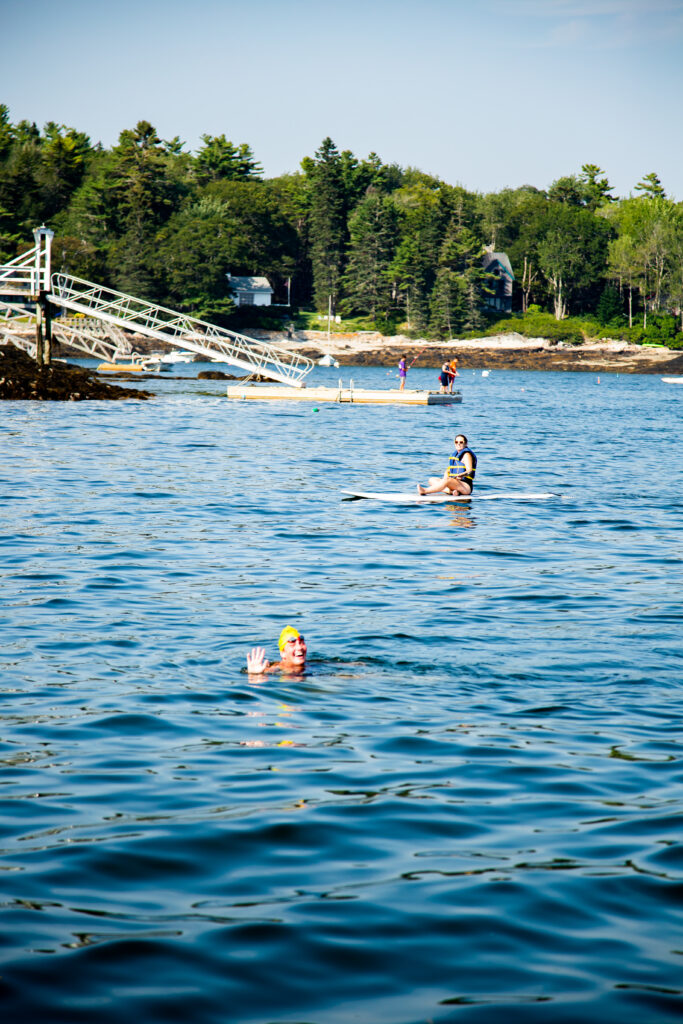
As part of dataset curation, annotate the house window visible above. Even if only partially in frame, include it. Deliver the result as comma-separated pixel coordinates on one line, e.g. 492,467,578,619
239,294,254,306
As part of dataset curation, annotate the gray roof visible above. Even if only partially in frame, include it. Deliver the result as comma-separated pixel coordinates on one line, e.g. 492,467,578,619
226,275,272,292
482,251,514,279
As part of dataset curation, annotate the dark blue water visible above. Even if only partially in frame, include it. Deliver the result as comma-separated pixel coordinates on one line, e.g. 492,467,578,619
1,364,682,1023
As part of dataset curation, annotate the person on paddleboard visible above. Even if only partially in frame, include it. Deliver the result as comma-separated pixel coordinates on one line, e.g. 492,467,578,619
417,434,477,497
247,625,307,675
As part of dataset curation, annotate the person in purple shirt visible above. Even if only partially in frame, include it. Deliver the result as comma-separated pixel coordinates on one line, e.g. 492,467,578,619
398,356,407,391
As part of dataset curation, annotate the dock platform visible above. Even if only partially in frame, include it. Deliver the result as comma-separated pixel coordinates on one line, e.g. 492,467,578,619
225,384,462,405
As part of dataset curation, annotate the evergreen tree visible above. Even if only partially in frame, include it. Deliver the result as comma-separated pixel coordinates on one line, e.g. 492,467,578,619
595,284,623,324
635,172,666,199
105,121,189,296
263,172,311,305
0,134,43,236
547,175,585,206
341,188,397,320
304,138,347,313
195,135,262,184
428,221,491,336
38,122,92,219
0,104,14,160
580,164,615,210
389,179,444,329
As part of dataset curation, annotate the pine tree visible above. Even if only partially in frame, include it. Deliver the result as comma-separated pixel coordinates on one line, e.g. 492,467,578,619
580,164,615,210
635,172,666,199
195,135,262,184
304,138,347,313
429,220,491,336
389,180,444,329
341,189,397,320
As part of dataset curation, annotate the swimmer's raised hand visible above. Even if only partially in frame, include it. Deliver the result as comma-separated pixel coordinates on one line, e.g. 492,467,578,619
247,647,270,674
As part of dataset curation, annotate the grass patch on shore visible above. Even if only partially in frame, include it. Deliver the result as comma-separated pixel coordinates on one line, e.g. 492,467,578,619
285,306,683,350
466,309,683,349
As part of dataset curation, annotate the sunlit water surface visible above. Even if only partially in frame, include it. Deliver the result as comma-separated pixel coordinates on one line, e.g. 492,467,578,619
1,363,682,1024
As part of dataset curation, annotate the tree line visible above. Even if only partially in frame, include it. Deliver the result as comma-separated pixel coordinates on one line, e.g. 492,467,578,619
1,104,681,342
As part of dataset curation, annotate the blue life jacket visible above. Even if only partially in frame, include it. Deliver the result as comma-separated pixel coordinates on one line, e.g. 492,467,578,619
448,446,477,484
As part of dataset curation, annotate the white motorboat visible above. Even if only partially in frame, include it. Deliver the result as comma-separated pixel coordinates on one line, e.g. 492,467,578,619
661,376,683,383
158,350,198,364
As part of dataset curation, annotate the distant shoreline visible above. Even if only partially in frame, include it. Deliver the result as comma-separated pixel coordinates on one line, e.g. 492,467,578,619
251,330,683,376
49,329,683,377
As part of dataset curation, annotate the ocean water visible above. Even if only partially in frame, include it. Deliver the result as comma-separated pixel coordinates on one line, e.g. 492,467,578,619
1,363,682,1024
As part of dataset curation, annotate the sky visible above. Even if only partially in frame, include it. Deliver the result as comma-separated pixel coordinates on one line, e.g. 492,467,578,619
3,0,683,199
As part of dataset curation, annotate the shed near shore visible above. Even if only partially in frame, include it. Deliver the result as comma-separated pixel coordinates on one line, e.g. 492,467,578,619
226,273,273,307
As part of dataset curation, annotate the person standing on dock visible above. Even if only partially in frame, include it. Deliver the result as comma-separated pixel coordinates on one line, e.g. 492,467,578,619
247,626,307,676
417,434,477,497
398,356,407,391
448,357,459,393
439,363,451,393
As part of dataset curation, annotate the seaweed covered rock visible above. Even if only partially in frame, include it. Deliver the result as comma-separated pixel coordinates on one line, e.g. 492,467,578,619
0,346,152,400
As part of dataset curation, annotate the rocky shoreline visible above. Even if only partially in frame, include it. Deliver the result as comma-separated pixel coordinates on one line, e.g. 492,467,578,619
0,345,152,401
48,327,683,375
254,330,683,376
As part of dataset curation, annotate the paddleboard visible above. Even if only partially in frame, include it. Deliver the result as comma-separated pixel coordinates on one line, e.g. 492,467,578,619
342,490,556,503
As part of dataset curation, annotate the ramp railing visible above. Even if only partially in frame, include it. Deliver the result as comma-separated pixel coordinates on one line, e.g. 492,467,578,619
0,301,37,356
0,324,36,357
1,229,314,386
0,300,134,363
0,228,52,295
49,274,313,387
0,248,42,295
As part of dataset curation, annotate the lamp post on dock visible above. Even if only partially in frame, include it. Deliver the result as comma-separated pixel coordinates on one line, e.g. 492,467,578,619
32,225,54,366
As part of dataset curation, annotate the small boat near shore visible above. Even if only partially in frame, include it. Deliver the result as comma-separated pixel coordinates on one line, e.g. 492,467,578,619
156,350,199,364
661,376,683,384
97,354,161,373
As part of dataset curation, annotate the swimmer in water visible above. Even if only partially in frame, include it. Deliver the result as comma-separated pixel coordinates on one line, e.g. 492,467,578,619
247,626,307,675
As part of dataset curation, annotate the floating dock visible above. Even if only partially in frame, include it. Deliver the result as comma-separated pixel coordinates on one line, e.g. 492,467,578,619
225,384,462,405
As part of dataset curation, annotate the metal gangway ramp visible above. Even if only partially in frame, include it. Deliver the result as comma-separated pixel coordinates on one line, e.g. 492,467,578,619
0,229,314,387
0,300,145,364
0,301,37,357
49,275,313,386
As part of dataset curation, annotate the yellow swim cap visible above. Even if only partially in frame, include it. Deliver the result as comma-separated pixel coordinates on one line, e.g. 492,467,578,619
278,625,300,651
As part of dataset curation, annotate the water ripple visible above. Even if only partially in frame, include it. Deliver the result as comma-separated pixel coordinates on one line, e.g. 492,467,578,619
1,367,682,1022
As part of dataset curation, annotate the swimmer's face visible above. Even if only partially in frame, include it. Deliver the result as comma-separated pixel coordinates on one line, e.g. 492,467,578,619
280,635,307,671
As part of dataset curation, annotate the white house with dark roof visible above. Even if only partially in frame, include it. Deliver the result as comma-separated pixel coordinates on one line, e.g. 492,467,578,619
226,273,273,307
482,247,514,313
